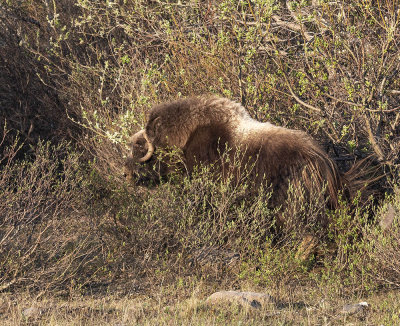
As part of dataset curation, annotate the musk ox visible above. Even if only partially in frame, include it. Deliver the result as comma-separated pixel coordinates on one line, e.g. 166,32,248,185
124,96,345,211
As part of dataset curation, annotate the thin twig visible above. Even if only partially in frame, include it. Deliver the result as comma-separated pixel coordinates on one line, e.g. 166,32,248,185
282,73,321,113
271,15,313,41
363,114,384,161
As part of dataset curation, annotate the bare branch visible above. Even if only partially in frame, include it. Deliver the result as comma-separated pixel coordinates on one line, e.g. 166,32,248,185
363,114,385,161
271,15,313,41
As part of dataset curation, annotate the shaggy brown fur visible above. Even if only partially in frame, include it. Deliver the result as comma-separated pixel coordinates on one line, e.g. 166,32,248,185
125,96,344,211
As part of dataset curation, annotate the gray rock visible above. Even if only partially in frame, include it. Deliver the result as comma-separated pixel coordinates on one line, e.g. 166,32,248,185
206,291,275,309
22,307,46,318
341,302,369,315
380,204,396,231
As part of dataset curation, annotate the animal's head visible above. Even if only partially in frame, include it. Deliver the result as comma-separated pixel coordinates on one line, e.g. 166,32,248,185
124,117,173,185
123,129,158,184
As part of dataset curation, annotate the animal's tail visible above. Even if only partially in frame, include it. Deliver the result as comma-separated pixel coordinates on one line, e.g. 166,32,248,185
301,146,343,210
340,156,385,205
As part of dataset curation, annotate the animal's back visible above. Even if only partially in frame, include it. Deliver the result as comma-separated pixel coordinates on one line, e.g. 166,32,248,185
146,96,248,148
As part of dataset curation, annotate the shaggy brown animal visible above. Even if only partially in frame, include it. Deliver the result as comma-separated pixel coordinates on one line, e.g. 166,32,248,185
125,96,346,214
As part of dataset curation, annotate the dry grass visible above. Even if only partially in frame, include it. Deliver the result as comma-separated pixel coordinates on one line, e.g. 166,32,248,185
1,283,400,325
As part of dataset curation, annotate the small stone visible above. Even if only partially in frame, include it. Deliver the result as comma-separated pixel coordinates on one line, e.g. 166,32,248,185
341,302,369,315
206,291,275,310
380,204,396,231
22,307,45,318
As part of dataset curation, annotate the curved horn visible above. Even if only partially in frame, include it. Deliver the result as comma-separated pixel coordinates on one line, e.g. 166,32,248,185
139,131,155,162
130,129,155,162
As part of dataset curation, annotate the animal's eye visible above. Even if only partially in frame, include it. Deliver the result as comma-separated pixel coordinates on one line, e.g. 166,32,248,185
135,138,147,146
133,144,146,152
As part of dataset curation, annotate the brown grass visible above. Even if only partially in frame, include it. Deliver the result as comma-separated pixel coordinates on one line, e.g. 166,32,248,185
1,284,400,325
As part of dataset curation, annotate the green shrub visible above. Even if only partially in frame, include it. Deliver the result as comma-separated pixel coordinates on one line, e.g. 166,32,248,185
0,140,97,293
3,0,399,170
1,0,399,297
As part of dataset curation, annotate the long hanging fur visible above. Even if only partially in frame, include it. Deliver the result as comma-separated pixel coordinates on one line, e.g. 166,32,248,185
126,96,355,214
